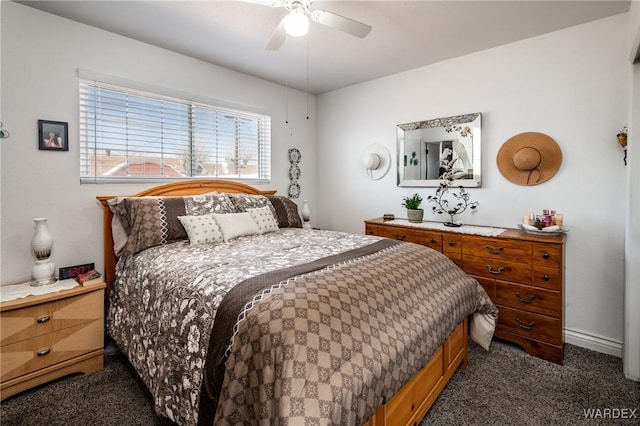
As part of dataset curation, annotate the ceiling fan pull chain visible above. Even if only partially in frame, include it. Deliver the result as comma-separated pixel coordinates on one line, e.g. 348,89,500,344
285,36,289,124
306,34,310,120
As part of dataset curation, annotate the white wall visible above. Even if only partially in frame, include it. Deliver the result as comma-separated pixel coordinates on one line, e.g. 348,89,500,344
317,14,629,356
0,2,316,284
624,1,640,380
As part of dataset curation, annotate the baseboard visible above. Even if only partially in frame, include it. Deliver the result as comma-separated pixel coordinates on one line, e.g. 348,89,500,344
564,327,622,358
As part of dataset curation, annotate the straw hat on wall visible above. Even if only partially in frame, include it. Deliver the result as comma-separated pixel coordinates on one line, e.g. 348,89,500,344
496,132,562,186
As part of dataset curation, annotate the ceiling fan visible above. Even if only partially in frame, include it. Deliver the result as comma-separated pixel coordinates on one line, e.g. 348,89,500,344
246,0,372,50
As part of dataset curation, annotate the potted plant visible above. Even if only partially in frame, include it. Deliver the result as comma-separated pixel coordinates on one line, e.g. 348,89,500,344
402,193,424,223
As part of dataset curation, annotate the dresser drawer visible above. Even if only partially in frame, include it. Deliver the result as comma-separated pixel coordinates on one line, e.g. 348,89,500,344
532,267,562,291
1,290,103,346
475,277,495,300
442,234,460,254
365,224,424,245
494,281,560,317
463,256,532,284
1,319,103,382
462,236,532,264
422,231,443,252
496,306,561,344
533,243,562,269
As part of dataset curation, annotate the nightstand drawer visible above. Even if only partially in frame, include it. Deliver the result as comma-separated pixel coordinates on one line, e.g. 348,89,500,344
1,319,103,382
1,290,103,346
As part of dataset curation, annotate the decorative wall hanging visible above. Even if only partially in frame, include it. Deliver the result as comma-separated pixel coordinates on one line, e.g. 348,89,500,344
38,120,68,151
496,132,562,186
288,148,301,198
617,126,627,166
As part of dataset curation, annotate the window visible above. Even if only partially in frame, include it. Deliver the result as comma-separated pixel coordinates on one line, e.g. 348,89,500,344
79,79,271,183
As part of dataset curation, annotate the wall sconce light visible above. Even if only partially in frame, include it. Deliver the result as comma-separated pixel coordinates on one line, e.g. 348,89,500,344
0,122,9,139
361,144,391,180
617,126,627,166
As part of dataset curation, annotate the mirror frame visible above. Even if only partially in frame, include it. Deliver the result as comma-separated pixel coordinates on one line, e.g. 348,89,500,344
397,112,482,187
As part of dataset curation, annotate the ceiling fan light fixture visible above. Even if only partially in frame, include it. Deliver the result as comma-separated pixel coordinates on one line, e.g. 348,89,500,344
284,9,309,36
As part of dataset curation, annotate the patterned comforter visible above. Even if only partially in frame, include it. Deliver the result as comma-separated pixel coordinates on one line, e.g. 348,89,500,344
107,228,497,426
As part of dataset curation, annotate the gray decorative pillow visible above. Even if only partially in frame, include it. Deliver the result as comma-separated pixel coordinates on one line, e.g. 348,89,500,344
228,193,277,218
108,193,239,255
184,193,237,216
266,195,303,228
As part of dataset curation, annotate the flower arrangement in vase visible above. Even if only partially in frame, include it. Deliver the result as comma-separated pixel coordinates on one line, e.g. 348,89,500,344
427,178,478,227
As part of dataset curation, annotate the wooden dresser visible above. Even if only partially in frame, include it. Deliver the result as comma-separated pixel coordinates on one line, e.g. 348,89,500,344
365,218,565,364
0,281,106,400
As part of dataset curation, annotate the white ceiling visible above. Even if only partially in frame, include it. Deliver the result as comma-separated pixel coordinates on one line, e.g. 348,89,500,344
17,0,631,94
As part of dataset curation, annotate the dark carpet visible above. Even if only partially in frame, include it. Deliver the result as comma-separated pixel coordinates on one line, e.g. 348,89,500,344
1,340,638,425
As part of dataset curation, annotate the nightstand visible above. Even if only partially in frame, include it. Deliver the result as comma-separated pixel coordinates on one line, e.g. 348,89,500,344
0,280,106,400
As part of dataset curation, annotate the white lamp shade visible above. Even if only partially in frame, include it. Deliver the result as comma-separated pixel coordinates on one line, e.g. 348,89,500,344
363,153,381,170
284,11,309,36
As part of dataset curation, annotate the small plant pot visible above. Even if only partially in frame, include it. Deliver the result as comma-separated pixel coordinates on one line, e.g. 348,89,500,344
407,209,424,223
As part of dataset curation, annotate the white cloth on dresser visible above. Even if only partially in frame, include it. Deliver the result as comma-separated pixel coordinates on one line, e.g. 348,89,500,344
0,278,79,302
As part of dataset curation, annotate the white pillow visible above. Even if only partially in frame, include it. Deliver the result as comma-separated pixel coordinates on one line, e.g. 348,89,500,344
247,206,279,234
177,214,224,245
211,212,260,242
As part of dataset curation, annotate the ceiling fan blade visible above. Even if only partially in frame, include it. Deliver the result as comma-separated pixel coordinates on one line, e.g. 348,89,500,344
239,0,287,7
310,9,372,38
265,20,287,50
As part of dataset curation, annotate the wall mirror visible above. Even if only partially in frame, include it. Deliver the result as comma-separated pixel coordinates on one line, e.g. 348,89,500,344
397,112,482,187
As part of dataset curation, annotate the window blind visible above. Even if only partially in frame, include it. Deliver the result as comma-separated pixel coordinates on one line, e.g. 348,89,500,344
79,79,271,183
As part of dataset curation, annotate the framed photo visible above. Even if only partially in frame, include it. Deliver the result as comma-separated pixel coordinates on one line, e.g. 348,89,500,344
38,120,68,151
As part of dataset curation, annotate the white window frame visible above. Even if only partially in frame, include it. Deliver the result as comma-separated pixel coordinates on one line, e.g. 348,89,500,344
78,70,271,184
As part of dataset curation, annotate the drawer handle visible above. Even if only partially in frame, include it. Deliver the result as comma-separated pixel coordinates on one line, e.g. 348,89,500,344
516,318,536,330
543,252,550,259
37,348,51,357
486,265,505,275
542,275,550,281
430,238,436,243
37,315,51,324
448,241,456,246
516,292,536,304
485,245,504,255
393,233,406,241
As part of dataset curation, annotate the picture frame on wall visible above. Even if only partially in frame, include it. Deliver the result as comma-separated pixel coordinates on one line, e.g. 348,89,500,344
38,120,68,151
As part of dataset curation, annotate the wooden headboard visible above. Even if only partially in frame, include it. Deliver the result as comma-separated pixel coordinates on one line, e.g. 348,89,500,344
97,179,276,304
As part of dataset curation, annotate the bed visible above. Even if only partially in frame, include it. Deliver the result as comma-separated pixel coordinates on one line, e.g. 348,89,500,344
97,180,497,426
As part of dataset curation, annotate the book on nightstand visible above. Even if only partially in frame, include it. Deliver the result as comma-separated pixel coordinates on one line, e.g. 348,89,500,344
76,269,102,286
